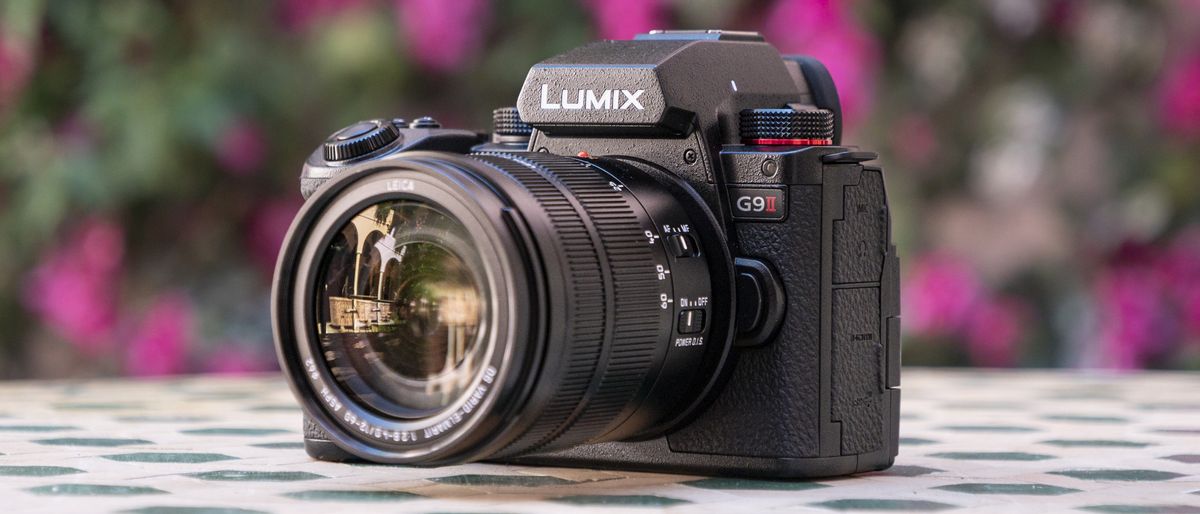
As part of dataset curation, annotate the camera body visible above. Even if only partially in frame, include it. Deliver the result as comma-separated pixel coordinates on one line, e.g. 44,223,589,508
288,30,899,478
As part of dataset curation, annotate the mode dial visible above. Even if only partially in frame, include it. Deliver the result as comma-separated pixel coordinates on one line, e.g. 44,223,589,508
739,108,834,146
322,119,400,161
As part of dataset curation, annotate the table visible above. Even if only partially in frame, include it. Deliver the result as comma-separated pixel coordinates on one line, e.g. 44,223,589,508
0,369,1197,513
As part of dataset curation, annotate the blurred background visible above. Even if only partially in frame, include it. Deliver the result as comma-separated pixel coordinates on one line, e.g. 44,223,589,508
0,0,1197,378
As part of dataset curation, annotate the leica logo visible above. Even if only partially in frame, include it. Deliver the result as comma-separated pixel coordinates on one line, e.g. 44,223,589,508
539,84,645,110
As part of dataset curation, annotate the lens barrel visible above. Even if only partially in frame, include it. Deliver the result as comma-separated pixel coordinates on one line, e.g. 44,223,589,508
273,151,734,464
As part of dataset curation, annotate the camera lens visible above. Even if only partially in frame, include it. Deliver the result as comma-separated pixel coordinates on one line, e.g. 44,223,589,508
274,151,734,465
314,199,488,416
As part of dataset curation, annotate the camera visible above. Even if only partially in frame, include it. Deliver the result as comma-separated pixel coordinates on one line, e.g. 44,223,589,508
272,30,900,478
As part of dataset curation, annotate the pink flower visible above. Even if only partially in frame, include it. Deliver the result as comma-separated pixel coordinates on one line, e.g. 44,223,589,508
1157,50,1200,138
394,0,491,73
582,0,664,40
762,0,879,128
1180,287,1200,338
963,297,1025,367
903,252,1031,366
278,0,369,32
0,28,35,112
902,253,983,336
215,118,267,176
1094,264,1171,369
246,197,302,278
125,294,193,376
22,218,124,352
1045,0,1077,31
204,342,277,374
1158,227,1200,335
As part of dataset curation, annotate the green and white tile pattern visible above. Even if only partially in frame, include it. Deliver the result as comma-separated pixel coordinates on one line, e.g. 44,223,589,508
0,369,1197,513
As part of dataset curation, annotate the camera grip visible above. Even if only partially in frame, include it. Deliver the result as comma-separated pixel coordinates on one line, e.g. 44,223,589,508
665,160,898,470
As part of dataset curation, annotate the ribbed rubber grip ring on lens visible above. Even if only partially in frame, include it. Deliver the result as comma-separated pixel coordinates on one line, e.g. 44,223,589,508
471,153,664,457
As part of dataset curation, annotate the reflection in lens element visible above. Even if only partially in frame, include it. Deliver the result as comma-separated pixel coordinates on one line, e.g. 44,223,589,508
315,200,488,416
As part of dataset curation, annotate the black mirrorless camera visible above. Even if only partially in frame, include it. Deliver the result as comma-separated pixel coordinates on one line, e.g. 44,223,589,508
273,30,900,478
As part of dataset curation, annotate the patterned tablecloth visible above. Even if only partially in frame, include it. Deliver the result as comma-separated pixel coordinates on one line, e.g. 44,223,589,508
0,368,1198,513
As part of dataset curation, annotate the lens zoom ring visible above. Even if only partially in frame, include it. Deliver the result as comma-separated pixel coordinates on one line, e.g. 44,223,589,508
471,154,607,453
525,156,663,448
472,153,663,456
472,155,605,455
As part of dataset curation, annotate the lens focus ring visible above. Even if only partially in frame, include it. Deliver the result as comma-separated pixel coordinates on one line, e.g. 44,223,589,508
472,153,667,456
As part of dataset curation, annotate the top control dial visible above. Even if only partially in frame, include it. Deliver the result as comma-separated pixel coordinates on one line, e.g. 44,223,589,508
739,108,834,146
492,107,533,138
322,119,400,161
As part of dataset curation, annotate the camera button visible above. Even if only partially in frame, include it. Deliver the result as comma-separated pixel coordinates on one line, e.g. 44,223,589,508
733,258,785,347
667,234,699,258
677,309,705,334
735,271,764,332
333,121,378,140
409,116,441,129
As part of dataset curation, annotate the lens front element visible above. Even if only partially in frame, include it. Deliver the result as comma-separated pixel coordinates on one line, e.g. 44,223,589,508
315,199,488,416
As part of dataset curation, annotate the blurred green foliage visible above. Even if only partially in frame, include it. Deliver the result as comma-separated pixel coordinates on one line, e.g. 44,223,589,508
1,0,1199,377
